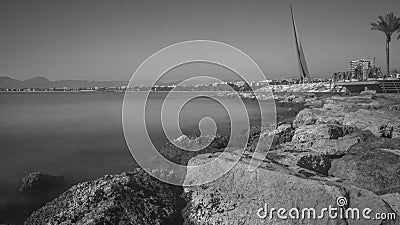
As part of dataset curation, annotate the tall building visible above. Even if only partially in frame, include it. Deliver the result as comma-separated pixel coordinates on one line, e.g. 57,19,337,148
349,59,372,80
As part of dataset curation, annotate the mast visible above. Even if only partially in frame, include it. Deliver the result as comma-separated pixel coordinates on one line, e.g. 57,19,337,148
290,4,311,82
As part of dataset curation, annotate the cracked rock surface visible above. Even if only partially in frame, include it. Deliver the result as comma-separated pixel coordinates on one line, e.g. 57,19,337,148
182,151,399,225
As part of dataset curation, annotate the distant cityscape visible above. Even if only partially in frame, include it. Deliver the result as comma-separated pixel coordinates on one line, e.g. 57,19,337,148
1,58,399,93
0,76,332,93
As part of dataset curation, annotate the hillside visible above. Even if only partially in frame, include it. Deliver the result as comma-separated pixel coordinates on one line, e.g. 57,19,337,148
0,76,128,89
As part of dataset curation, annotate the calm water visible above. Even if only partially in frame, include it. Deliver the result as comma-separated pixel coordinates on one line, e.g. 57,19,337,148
0,92,279,224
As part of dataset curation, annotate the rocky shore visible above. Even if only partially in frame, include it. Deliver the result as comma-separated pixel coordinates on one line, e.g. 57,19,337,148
24,169,185,225
215,82,335,102
22,92,400,225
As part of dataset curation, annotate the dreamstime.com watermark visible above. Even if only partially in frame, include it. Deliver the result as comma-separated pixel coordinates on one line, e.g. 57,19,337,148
256,196,396,221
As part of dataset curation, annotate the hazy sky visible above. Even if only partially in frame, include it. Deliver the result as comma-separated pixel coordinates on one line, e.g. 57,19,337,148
1,0,400,82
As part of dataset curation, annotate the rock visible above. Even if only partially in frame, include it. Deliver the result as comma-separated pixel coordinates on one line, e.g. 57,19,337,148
275,94,313,105
325,98,336,104
264,148,319,170
293,108,345,128
323,103,345,111
292,124,354,145
294,101,400,139
263,131,376,175
344,109,400,138
361,101,381,109
247,124,295,151
359,90,376,99
183,151,398,225
296,153,331,175
310,130,376,155
380,193,400,217
159,135,228,165
270,124,295,143
258,82,331,93
292,95,305,104
25,169,184,225
19,172,65,193
329,138,400,195
389,104,400,111
172,134,229,150
379,124,394,138
324,93,387,112
247,126,263,138
304,98,323,108
246,132,273,152
293,108,318,127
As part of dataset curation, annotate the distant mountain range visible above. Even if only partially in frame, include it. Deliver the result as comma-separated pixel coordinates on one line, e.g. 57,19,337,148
0,76,129,89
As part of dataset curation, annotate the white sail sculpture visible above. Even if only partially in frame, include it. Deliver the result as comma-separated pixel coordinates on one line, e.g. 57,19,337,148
290,4,311,82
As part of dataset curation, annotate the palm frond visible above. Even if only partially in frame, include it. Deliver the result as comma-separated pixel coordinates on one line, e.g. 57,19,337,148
371,12,400,37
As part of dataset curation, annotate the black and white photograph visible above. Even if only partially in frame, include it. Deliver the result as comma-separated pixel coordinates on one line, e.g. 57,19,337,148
0,0,400,224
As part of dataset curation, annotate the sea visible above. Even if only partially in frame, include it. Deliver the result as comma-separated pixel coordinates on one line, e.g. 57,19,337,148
0,91,298,224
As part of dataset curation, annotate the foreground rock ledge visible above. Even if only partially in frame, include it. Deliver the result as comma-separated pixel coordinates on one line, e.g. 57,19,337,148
329,138,400,195
183,151,399,225
25,169,184,225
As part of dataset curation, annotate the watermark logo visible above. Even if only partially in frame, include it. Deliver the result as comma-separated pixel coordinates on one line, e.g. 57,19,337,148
257,196,396,221
336,196,347,207
122,40,276,186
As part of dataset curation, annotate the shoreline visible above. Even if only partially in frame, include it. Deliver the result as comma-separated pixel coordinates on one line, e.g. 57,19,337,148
2,91,400,224
0,94,303,225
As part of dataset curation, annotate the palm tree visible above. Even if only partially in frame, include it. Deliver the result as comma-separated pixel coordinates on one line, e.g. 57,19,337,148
371,12,400,78
398,26,400,40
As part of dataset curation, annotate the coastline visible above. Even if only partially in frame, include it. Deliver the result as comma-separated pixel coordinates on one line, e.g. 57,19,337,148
3,91,400,224
0,92,302,225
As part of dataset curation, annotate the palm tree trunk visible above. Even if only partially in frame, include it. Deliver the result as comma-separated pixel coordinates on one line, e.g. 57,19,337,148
386,39,390,79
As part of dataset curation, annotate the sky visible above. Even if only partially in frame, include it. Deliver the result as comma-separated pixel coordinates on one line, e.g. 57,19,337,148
0,0,400,83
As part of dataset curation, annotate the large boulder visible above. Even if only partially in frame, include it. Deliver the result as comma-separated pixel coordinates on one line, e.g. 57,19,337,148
247,124,295,152
389,104,400,111
304,97,324,108
343,109,400,138
310,130,376,155
380,193,400,217
359,90,376,99
262,131,374,175
329,138,400,195
159,135,228,166
293,108,320,127
182,151,398,225
25,169,184,225
296,153,332,175
19,172,65,193
270,123,295,145
291,124,354,146
322,102,346,111
293,108,345,128
264,131,375,175
360,100,382,109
